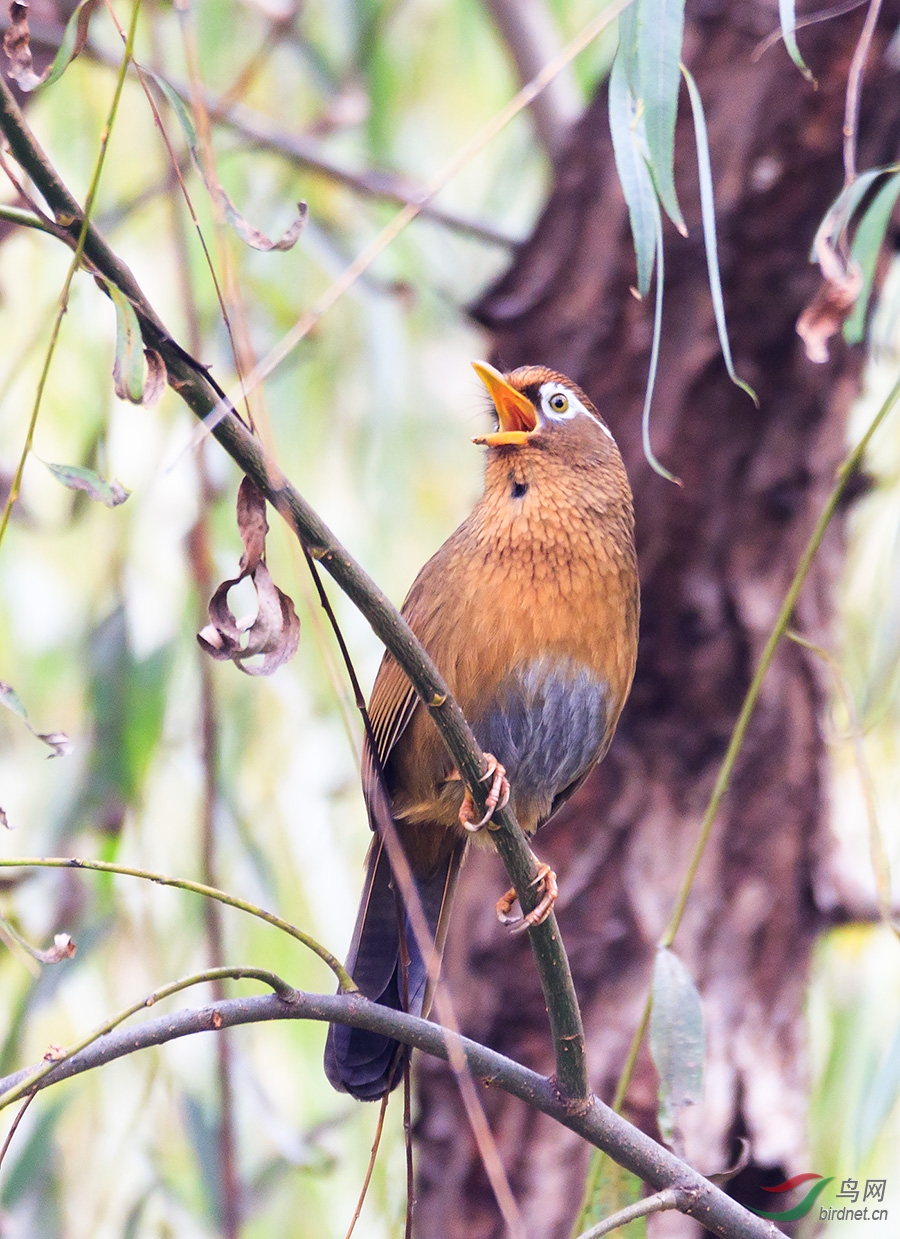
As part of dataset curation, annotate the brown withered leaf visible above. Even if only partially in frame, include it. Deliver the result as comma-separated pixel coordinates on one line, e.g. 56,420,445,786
797,266,863,364
3,0,101,92
39,932,77,963
798,192,866,363
142,349,167,408
4,2,43,90
197,476,300,675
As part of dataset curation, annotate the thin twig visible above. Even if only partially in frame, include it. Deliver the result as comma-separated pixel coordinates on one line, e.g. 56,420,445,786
82,38,519,246
0,202,72,239
0,1094,34,1171
573,1186,690,1239
104,0,253,432
843,0,884,185
343,1091,390,1239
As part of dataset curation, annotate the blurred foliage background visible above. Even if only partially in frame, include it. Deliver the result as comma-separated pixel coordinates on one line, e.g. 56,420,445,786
0,1,898,1236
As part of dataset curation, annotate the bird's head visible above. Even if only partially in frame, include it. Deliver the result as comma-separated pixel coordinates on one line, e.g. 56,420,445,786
471,361,616,454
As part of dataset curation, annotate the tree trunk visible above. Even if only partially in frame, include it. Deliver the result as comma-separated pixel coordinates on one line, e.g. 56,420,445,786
413,4,900,1235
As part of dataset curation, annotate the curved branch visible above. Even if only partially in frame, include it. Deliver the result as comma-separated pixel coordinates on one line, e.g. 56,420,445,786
0,991,783,1239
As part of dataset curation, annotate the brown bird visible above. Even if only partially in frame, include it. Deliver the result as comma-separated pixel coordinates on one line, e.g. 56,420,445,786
324,362,639,1100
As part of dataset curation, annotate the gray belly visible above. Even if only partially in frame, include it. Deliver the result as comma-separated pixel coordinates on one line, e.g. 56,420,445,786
472,657,609,827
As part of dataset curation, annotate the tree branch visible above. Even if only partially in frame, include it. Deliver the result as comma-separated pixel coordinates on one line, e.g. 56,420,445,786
0,991,784,1239
0,70,588,1104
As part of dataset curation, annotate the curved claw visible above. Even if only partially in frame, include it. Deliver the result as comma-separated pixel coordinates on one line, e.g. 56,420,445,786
495,862,559,934
459,754,510,833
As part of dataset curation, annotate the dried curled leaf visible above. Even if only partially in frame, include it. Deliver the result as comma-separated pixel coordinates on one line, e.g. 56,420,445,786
797,267,862,363
798,170,891,362
142,348,168,408
45,461,130,508
41,932,77,963
3,2,43,90
3,0,101,92
197,477,300,675
0,680,72,756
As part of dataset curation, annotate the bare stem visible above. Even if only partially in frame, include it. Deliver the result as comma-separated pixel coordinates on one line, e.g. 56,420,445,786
843,0,884,184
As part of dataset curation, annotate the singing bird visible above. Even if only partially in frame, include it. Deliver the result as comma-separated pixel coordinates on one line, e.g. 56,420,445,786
324,362,639,1100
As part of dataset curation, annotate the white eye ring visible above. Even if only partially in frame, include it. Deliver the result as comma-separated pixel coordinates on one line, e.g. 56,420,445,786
540,382,578,421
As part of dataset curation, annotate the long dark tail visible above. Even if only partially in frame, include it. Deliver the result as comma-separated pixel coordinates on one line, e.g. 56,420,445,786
324,835,465,1101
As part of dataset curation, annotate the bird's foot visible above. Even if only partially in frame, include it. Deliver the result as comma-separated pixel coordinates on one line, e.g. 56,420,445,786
496,861,558,934
459,754,510,833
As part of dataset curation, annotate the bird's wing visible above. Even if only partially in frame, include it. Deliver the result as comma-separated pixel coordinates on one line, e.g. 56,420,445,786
361,654,419,831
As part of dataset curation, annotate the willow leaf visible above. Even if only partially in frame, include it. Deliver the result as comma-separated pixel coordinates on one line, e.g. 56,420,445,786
609,48,657,297
682,64,757,404
635,0,686,234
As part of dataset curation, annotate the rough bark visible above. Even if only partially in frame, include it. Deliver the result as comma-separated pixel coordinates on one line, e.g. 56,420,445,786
413,4,900,1236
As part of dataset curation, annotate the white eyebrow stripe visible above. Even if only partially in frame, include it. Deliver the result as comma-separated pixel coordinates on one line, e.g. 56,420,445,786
539,382,615,439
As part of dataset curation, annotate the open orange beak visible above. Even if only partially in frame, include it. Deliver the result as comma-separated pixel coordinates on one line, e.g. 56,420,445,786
471,361,537,446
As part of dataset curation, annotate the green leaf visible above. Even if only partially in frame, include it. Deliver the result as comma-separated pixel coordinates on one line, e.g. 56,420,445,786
844,171,900,344
640,190,680,483
44,461,130,508
635,0,686,234
108,284,145,404
43,0,103,89
649,947,705,1147
778,0,815,84
608,48,657,297
681,65,757,405
148,71,200,160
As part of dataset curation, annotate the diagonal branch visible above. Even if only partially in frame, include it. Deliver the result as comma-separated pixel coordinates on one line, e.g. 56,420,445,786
0,71,588,1103
0,991,784,1239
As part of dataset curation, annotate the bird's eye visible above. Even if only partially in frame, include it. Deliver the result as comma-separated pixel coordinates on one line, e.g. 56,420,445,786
548,392,569,413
